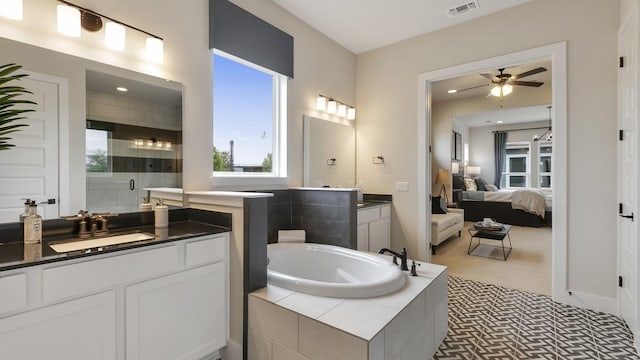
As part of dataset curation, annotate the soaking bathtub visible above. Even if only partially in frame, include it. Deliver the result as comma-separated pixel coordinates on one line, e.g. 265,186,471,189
267,243,406,298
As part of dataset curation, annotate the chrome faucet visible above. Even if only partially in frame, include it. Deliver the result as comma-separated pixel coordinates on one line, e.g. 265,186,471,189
378,247,409,271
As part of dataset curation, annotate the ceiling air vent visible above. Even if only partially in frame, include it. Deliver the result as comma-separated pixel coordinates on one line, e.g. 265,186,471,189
448,1,480,17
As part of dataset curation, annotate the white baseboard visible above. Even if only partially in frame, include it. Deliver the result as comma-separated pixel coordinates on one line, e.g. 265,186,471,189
555,290,617,315
219,339,242,360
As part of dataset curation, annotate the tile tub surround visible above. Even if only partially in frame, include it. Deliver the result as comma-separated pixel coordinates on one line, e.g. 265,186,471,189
248,260,447,360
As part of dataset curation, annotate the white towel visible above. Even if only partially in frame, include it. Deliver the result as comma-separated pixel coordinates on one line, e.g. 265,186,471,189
278,230,306,243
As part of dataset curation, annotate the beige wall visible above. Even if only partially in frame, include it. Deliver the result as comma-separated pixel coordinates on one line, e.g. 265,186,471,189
356,0,619,298
0,0,356,194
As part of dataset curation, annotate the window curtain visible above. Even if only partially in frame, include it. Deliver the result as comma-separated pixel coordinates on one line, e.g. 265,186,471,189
494,131,507,188
210,0,294,78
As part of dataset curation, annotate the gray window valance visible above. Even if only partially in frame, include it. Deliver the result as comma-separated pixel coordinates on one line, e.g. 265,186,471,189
209,0,294,78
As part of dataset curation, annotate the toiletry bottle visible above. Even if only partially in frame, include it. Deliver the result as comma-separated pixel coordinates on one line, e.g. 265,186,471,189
19,198,31,241
24,201,42,244
155,199,168,228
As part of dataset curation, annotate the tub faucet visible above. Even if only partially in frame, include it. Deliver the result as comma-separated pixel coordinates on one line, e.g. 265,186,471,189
378,247,409,271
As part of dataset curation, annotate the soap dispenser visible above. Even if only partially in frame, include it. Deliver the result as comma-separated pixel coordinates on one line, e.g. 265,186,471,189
24,201,42,244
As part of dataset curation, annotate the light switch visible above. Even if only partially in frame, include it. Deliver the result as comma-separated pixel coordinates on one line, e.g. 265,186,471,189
395,182,409,192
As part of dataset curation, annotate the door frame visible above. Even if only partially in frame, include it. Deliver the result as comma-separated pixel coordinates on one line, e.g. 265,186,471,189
417,42,568,301
617,0,640,349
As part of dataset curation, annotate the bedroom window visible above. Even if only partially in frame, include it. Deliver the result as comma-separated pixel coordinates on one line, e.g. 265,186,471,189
503,143,530,188
212,51,287,178
538,141,552,188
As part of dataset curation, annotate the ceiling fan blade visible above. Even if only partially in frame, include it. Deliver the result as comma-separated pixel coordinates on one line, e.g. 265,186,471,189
512,67,547,79
510,80,544,87
479,73,496,80
457,83,489,92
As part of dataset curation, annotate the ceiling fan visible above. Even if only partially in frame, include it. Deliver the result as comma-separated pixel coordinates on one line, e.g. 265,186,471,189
457,66,547,97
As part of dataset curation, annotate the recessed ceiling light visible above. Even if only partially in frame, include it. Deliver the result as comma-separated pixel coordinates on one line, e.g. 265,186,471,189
497,120,504,124
447,89,457,94
116,87,128,92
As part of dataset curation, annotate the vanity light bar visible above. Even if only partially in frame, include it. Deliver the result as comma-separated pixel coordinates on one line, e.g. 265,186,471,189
316,94,356,120
55,0,164,63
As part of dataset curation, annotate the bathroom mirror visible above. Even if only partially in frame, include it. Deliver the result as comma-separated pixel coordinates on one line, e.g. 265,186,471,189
303,115,355,188
85,70,182,213
0,36,183,223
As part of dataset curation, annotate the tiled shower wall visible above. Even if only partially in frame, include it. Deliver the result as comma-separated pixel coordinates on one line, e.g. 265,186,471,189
264,189,357,249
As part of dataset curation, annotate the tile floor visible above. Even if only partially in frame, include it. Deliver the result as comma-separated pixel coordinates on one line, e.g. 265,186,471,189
435,276,640,359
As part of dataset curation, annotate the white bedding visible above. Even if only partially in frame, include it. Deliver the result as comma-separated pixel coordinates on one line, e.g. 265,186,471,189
465,189,550,218
484,190,515,202
511,189,547,218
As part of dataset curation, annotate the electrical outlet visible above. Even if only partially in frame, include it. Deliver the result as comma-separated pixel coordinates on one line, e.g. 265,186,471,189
395,182,409,192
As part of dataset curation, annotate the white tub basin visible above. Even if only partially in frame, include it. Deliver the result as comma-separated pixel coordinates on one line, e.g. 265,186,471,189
49,232,155,253
267,243,406,298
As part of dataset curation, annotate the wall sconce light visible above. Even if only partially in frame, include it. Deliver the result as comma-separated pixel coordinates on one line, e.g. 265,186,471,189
316,94,356,120
0,0,23,20
56,0,164,63
326,158,336,166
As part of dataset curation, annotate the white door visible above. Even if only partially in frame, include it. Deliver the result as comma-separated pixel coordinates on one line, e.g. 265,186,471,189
618,0,639,342
0,73,59,222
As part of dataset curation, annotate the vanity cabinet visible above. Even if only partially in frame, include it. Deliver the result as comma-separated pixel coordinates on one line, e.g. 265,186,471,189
0,233,228,360
125,262,226,360
357,204,391,252
0,291,116,360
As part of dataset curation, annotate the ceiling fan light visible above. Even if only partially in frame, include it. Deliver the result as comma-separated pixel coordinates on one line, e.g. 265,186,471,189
490,85,502,97
502,84,513,96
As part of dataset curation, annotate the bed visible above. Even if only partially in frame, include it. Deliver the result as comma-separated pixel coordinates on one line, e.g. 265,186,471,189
453,175,552,227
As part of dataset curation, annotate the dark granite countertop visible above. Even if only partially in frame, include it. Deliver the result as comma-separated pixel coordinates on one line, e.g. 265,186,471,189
0,208,231,272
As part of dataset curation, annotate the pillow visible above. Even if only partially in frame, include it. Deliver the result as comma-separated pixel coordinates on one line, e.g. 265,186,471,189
452,174,466,190
486,184,499,192
475,178,488,191
464,178,478,191
431,195,448,214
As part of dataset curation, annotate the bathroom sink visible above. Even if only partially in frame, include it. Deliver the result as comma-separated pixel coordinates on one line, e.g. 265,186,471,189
49,232,155,253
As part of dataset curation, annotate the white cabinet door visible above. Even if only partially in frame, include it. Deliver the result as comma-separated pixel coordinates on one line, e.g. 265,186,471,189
0,291,116,360
368,217,390,253
357,223,369,251
125,263,226,360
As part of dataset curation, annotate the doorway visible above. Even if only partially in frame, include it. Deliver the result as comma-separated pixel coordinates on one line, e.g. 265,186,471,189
417,42,568,301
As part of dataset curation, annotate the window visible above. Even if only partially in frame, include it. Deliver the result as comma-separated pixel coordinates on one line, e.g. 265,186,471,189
538,141,552,188
502,143,530,188
213,51,287,179
85,128,111,173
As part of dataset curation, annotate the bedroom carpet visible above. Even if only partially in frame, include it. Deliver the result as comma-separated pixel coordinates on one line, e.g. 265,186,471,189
431,222,552,295
435,276,639,359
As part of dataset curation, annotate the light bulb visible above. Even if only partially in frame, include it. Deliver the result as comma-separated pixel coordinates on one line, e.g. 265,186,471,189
146,37,163,63
0,0,23,20
337,104,347,117
347,107,356,120
327,100,337,114
105,21,126,51
316,95,327,111
57,5,81,37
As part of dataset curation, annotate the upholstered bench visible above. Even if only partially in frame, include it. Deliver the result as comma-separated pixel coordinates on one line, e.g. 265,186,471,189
431,208,464,255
